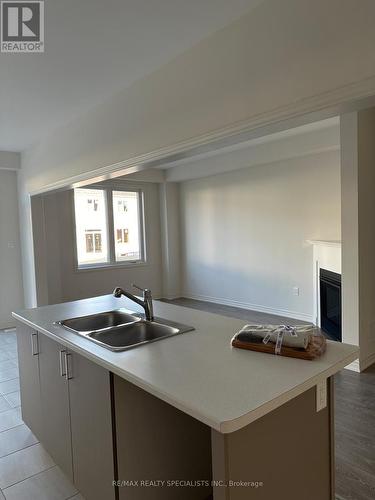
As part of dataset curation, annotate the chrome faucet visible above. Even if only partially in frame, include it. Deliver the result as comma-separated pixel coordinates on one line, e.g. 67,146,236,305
113,284,154,321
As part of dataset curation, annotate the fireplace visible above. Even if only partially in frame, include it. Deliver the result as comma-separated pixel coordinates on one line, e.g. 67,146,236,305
320,268,342,341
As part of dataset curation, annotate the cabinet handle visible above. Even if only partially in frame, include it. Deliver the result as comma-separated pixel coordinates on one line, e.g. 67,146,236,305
59,350,67,377
65,352,73,380
30,333,39,356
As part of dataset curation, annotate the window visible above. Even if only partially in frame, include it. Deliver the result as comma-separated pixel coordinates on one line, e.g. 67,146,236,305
85,231,102,253
112,191,141,262
116,228,129,244
74,187,145,268
87,198,99,211
74,189,108,266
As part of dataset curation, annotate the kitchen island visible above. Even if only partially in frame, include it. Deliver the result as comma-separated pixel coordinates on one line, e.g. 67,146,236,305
13,295,358,500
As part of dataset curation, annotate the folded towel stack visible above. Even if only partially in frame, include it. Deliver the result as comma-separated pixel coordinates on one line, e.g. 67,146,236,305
238,324,313,350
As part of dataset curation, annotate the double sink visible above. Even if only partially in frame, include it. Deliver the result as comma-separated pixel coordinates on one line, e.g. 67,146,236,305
57,309,194,352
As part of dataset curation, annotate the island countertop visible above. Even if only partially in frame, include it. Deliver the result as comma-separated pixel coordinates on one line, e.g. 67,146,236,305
13,294,358,433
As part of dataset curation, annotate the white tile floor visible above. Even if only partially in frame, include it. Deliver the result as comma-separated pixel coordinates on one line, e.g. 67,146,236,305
0,330,84,500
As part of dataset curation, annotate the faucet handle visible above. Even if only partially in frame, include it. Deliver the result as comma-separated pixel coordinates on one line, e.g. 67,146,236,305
132,283,152,293
132,284,152,300
132,283,145,292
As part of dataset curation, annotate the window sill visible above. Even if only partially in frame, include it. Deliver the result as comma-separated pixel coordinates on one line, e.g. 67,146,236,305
75,261,148,273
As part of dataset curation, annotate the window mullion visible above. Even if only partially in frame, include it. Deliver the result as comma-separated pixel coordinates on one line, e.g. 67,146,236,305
138,189,146,262
106,188,115,264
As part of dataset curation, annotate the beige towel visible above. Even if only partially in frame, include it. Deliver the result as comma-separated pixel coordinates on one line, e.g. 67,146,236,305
239,324,313,349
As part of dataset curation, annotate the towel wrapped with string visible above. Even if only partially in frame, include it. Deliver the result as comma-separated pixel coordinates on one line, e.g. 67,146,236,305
234,324,313,354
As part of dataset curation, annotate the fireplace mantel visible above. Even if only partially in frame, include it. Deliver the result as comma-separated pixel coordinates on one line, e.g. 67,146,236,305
307,240,358,371
307,239,341,248
307,239,342,327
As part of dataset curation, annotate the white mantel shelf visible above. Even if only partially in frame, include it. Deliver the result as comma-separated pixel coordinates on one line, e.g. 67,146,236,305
307,240,342,248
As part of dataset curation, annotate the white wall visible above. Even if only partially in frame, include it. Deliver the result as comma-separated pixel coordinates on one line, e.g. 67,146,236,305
0,170,23,327
179,151,341,321
159,182,182,299
0,152,20,170
340,113,359,349
357,108,375,370
340,108,375,371
19,0,375,307
33,182,163,305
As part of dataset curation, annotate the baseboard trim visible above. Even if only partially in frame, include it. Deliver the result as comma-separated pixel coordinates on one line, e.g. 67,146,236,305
344,354,375,373
160,294,181,301
0,319,16,331
344,359,360,373
359,352,375,372
182,292,314,323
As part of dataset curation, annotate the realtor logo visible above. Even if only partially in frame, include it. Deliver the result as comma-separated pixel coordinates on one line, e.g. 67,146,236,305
1,0,44,52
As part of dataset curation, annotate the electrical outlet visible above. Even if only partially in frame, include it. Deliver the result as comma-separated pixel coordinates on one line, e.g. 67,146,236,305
316,379,327,412
292,286,300,296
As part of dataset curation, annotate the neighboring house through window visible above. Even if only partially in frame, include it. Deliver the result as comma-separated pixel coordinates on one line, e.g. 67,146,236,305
73,187,144,268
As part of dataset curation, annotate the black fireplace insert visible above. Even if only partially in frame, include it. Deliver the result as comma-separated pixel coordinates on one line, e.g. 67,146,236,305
320,268,342,341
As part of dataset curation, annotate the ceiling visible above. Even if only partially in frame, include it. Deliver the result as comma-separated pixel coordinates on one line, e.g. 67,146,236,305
0,0,263,152
36,116,340,190
115,117,340,183
159,117,340,171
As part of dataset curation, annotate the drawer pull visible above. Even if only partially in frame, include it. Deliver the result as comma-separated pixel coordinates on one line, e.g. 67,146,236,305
30,333,39,356
59,350,67,377
65,352,73,380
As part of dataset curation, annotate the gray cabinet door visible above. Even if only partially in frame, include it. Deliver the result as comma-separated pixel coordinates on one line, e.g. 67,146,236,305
69,351,116,500
38,334,73,480
114,376,212,500
16,324,43,441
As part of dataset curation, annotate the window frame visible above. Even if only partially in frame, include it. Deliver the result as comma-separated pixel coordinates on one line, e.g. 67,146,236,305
72,184,146,271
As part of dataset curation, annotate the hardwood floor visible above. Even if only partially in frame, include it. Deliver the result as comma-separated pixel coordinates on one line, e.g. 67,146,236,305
161,297,309,325
335,368,375,500
162,297,375,500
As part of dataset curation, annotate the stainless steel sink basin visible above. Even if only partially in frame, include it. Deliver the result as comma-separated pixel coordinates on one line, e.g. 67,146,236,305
56,309,140,334
57,310,194,351
88,320,185,351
